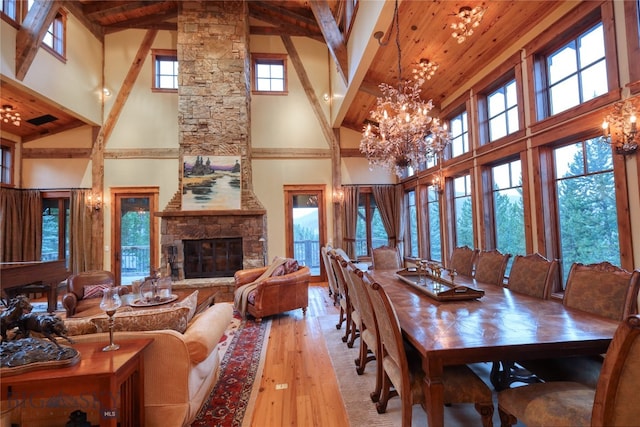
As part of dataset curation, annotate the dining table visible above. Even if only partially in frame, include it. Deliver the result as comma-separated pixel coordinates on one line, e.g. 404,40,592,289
366,268,619,427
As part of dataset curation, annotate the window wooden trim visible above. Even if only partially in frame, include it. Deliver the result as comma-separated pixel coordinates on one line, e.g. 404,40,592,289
625,0,640,94
251,53,288,96
41,10,66,62
0,139,15,188
0,0,28,28
151,49,178,93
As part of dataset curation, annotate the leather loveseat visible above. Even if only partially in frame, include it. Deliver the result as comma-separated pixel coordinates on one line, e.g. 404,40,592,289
234,265,311,321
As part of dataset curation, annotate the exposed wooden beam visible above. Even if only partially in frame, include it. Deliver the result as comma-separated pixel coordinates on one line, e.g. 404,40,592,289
21,121,86,143
21,148,91,159
309,0,348,85
280,35,336,151
252,148,331,159
15,0,62,81
250,2,318,28
340,148,365,158
359,79,383,98
104,148,178,159
250,25,323,42
101,29,158,145
62,0,103,41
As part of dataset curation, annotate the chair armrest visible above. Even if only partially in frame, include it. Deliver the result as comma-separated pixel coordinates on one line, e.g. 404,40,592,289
62,293,79,317
234,267,268,288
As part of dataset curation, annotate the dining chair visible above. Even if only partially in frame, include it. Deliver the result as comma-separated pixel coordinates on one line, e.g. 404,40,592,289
328,249,357,345
498,314,640,427
521,261,640,388
361,273,494,427
345,262,382,402
449,245,479,277
490,253,559,390
321,245,339,305
474,249,511,286
371,245,403,270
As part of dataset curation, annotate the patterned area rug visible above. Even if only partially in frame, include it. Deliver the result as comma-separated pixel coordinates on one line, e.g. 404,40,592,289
192,311,271,427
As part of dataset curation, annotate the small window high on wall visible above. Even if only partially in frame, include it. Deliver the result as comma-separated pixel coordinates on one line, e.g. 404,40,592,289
251,53,288,95
152,49,178,92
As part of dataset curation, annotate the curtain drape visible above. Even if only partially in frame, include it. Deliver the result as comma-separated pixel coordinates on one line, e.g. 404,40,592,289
0,188,42,262
69,189,93,274
342,186,359,260
372,184,406,259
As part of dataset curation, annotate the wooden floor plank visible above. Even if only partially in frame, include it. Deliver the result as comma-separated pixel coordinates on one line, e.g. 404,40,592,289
249,284,347,426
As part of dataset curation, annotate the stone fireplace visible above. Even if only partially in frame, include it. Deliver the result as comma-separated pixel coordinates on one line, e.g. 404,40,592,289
156,1,267,283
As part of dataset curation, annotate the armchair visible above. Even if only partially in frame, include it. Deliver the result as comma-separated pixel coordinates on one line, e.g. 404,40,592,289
62,270,127,317
234,264,310,322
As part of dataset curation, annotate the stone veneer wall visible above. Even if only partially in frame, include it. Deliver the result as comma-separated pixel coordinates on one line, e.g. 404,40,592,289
159,1,266,278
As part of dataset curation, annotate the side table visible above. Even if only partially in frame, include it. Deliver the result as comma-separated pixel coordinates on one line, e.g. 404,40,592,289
1,338,152,427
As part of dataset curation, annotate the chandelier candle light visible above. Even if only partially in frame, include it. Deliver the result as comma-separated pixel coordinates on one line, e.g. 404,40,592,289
451,5,487,44
1,105,21,127
361,0,451,177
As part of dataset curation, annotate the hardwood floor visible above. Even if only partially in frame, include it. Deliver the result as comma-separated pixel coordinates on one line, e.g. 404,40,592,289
248,283,350,426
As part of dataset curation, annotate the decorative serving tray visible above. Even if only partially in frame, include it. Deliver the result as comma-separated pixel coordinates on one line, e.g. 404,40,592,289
395,269,484,301
129,294,179,307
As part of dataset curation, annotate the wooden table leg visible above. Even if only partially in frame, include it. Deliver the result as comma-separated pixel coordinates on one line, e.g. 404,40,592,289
422,358,445,427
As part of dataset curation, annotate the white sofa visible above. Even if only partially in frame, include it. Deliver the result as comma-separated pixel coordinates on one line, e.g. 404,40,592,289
70,301,233,427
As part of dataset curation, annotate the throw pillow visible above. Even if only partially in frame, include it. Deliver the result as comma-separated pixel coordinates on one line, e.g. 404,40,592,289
173,290,199,323
91,305,191,333
83,283,110,299
271,258,299,277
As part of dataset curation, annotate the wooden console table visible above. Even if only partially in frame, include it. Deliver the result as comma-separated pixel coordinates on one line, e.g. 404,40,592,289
1,338,152,427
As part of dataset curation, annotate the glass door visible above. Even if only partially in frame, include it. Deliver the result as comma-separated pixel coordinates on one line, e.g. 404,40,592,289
284,185,326,282
112,188,158,285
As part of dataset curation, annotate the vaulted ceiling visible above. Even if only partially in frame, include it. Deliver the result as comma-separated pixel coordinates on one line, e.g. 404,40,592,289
0,0,567,142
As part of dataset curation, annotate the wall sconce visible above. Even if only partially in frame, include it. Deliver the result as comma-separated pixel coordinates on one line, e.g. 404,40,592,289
601,98,638,156
88,192,102,211
451,5,487,44
332,188,344,204
431,171,444,194
1,104,21,127
103,87,112,97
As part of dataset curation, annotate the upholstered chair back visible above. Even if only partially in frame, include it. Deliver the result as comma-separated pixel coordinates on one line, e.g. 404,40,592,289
67,270,115,300
449,246,478,277
507,253,559,299
371,245,402,270
563,261,640,321
321,245,339,300
474,249,511,286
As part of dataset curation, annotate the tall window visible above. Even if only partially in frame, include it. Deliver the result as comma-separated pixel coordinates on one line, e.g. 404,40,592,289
152,50,178,92
491,160,525,272
42,10,65,59
453,175,473,247
543,22,607,117
42,196,70,264
424,185,442,262
486,79,519,142
252,54,288,94
554,138,619,282
407,190,418,258
355,192,388,258
449,111,469,157
0,0,27,24
1,141,13,185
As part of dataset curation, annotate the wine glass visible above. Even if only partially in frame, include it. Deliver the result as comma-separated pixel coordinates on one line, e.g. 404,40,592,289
100,287,122,351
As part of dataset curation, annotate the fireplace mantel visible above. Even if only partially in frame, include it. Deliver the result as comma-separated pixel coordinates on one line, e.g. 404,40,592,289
155,209,266,218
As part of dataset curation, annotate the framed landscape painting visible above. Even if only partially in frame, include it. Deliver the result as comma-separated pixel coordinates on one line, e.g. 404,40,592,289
182,155,241,210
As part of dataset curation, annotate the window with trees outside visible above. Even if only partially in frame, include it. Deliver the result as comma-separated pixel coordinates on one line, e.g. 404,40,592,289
423,185,442,262
491,159,525,273
554,138,619,283
453,174,473,248
449,111,469,157
407,190,418,258
252,53,288,95
542,21,607,117
485,79,519,142
152,50,178,92
42,196,69,266
42,10,65,59
355,192,388,258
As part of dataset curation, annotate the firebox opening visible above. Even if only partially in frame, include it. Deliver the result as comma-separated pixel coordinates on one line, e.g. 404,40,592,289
183,237,243,278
